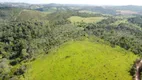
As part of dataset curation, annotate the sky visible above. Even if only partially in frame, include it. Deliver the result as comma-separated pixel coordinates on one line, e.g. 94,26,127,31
0,0,142,5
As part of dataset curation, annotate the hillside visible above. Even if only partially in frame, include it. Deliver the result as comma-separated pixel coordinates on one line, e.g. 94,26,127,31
15,10,48,21
1,3,142,80
23,38,137,80
0,7,22,22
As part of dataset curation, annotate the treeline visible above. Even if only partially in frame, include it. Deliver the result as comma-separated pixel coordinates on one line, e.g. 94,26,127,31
36,5,117,15
128,15,142,27
84,17,142,55
79,6,116,15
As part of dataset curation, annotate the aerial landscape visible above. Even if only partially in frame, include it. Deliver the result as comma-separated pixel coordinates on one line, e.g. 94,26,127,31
0,0,142,80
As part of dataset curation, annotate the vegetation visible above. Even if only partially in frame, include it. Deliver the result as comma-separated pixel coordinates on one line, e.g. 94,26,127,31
23,38,137,80
0,18,84,79
0,7,22,23
15,10,48,21
128,16,142,27
68,16,105,23
0,3,142,80
85,17,142,55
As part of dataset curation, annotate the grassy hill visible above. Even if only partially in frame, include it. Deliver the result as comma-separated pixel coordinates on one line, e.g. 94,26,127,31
15,10,48,21
22,37,137,80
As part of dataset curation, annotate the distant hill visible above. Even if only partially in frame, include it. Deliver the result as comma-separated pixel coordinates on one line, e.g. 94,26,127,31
109,5,142,12
0,7,22,22
1,3,142,15
15,9,47,21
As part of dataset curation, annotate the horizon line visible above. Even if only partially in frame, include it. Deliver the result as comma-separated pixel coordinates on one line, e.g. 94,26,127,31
0,2,142,6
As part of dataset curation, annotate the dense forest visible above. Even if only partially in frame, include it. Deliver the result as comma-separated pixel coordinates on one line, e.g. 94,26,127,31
0,3,142,80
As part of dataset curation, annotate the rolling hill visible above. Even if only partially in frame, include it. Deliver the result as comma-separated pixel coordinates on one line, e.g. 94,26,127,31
1,3,142,80
22,38,138,80
15,10,48,21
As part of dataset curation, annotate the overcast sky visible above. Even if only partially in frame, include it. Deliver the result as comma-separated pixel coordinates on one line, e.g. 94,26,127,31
0,0,142,5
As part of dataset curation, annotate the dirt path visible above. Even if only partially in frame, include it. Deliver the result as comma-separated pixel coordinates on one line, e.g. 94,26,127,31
134,59,142,80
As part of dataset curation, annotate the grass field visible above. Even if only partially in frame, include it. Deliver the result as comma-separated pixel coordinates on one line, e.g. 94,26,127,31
68,16,105,23
23,38,138,80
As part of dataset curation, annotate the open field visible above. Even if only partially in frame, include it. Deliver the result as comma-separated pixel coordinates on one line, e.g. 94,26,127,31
68,16,105,23
23,38,138,80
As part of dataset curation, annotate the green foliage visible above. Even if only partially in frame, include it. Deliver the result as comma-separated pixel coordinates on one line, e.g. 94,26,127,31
0,7,22,21
0,4,142,80
85,18,142,55
128,16,142,27
48,10,105,25
16,10,48,21
0,58,10,80
0,19,84,79
68,16,105,23
47,11,71,25
97,17,118,25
